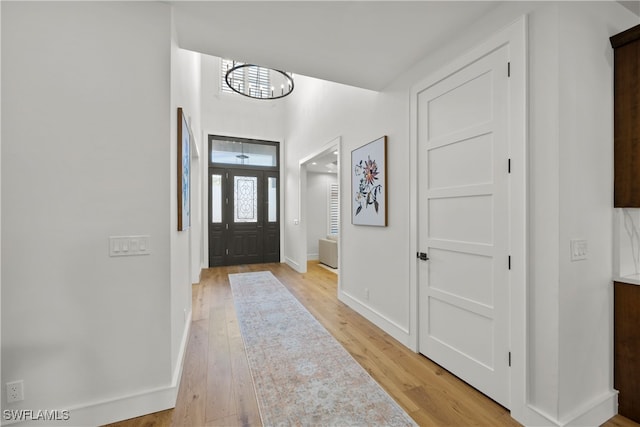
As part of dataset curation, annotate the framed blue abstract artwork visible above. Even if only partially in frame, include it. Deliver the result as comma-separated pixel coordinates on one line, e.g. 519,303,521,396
177,107,191,231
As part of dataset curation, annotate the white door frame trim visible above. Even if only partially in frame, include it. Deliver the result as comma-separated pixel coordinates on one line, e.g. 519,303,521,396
292,136,342,277
409,16,529,424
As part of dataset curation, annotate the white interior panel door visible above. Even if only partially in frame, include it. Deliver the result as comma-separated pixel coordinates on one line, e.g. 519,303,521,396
418,45,510,407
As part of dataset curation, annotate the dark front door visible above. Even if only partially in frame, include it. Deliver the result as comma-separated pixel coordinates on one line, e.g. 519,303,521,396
209,167,279,266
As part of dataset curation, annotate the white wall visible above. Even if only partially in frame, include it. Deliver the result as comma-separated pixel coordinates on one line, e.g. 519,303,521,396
1,2,194,425
0,1,3,396
509,3,636,423
306,172,337,259
284,75,411,338
526,2,563,417
283,2,638,426
555,3,635,421
170,31,202,378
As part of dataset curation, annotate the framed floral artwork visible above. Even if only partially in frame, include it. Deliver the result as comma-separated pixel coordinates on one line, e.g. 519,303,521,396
351,136,387,226
177,107,191,231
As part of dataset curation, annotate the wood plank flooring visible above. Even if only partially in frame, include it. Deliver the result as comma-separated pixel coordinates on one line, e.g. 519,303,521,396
106,262,639,427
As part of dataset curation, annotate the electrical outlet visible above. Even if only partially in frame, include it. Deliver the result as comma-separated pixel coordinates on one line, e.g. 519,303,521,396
6,380,23,403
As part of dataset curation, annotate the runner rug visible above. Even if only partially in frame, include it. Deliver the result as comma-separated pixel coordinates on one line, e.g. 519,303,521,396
229,271,417,426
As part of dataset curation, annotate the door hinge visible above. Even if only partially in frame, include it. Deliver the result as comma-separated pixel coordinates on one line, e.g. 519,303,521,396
225,248,229,255
226,172,228,179
226,197,229,205
508,256,511,270
507,62,511,77
508,351,512,367
508,158,511,174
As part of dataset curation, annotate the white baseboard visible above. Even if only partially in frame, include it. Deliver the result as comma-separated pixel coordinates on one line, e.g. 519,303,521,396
307,253,319,260
338,290,411,348
4,312,193,426
285,257,304,273
4,384,178,427
521,390,618,427
560,390,618,427
172,310,192,395
512,404,558,427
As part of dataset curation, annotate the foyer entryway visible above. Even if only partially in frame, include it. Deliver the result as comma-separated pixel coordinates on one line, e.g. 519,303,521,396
208,136,280,266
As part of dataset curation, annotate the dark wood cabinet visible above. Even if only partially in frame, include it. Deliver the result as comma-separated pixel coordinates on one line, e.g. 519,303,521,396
614,281,640,422
611,25,640,207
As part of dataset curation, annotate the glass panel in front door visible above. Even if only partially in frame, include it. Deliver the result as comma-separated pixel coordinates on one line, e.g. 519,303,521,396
234,176,258,223
267,176,277,222
211,174,223,223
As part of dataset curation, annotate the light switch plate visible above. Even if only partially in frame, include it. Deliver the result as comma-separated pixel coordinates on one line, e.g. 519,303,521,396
109,235,150,257
570,239,588,261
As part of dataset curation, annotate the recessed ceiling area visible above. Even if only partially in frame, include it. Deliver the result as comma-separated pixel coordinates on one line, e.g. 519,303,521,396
306,150,339,174
171,1,501,91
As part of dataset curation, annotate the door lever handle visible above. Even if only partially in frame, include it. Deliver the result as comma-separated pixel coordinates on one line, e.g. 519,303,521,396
417,252,429,261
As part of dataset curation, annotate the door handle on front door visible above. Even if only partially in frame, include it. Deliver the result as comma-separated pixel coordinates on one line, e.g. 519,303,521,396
417,252,429,261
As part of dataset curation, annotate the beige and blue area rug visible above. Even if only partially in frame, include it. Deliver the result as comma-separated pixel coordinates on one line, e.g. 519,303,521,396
229,271,417,427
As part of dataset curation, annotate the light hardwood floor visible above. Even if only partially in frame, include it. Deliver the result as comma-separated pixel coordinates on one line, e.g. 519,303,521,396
107,262,638,427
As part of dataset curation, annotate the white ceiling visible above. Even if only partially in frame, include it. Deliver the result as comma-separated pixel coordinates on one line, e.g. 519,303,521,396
619,1,640,15
172,1,501,91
